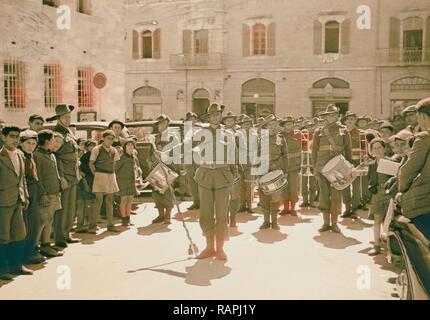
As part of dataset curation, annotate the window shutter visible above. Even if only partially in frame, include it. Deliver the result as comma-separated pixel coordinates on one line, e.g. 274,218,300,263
242,24,250,56
425,17,430,62
313,20,322,55
183,30,192,54
389,17,401,62
267,22,276,56
153,28,161,59
132,30,139,59
341,19,350,54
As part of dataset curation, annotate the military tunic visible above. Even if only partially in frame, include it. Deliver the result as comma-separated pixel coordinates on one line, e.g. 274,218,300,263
193,125,237,239
281,130,301,202
312,122,352,215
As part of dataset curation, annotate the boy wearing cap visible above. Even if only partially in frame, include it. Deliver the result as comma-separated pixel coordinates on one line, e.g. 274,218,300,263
89,130,121,233
402,105,421,135
108,119,126,148
0,126,31,279
33,129,64,258
76,139,97,233
19,130,47,264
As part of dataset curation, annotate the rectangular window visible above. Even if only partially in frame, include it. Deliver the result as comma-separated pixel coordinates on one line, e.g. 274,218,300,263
142,31,153,58
4,59,26,109
194,29,208,54
77,0,91,15
325,22,340,53
44,64,62,108
77,67,94,109
43,0,57,7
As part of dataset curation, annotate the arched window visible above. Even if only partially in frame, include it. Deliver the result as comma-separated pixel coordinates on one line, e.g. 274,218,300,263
325,21,340,53
253,24,266,55
132,28,161,60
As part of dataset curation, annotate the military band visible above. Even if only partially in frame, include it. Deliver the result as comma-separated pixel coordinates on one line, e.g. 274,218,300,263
2,97,430,281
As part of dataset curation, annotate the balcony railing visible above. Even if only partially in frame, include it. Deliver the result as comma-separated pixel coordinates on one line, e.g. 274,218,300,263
378,47,430,66
170,53,227,69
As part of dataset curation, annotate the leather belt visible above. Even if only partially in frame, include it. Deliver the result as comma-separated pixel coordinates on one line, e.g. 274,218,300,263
318,146,343,152
200,164,230,169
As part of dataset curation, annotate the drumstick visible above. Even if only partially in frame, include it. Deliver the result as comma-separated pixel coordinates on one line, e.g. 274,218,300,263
151,142,199,256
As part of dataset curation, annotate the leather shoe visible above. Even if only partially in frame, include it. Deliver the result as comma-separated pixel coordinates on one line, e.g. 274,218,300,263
66,238,80,244
152,215,165,224
318,224,331,232
0,272,14,281
299,202,309,208
24,253,46,265
41,245,63,257
11,265,33,276
271,222,280,230
55,241,68,248
107,225,120,232
331,224,341,233
259,221,271,230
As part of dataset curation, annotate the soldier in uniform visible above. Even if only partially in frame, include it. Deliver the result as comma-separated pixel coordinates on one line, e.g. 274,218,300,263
193,104,238,260
312,105,352,233
300,120,317,208
402,105,421,135
237,115,257,214
257,114,288,230
280,116,301,216
47,105,81,247
222,111,241,227
148,114,178,225
341,111,362,218
184,111,200,210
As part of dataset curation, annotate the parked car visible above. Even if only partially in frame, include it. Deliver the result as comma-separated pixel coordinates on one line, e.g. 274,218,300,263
43,121,110,141
387,214,430,300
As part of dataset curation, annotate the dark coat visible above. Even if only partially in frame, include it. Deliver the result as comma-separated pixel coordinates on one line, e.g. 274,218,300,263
116,152,138,196
53,123,80,184
33,147,61,195
0,147,28,207
398,130,430,219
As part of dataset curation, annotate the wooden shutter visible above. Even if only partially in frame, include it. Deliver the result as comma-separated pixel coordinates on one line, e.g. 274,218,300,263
425,17,430,62
313,20,322,55
153,28,161,59
267,22,276,56
341,19,350,54
132,30,139,59
389,17,401,62
183,30,192,54
242,24,250,56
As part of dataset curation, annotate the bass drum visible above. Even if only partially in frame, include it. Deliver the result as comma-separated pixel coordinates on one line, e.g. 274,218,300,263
258,170,288,202
145,162,179,194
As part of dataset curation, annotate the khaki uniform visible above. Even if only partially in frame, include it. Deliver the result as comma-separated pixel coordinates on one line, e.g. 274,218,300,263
281,130,301,212
258,133,288,225
301,131,317,205
237,127,258,211
184,125,201,208
312,122,352,224
193,125,237,240
342,127,363,213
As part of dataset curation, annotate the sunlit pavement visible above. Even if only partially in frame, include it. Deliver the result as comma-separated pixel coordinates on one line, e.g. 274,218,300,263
0,201,399,300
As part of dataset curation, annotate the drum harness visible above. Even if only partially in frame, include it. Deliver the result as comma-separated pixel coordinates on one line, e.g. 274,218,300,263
151,141,200,257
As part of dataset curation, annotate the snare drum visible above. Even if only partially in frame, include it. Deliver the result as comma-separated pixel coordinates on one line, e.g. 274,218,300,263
145,162,179,194
321,155,356,191
258,170,288,195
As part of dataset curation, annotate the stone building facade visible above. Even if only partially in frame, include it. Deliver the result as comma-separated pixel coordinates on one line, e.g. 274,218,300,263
125,0,430,121
0,0,126,126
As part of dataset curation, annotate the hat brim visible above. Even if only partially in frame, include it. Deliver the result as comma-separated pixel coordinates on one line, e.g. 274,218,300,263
46,106,75,122
109,120,125,129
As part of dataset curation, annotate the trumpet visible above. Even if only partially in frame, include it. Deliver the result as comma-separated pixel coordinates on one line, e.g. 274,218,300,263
300,129,313,177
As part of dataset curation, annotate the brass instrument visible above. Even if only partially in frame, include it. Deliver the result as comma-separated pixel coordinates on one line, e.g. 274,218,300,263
300,129,313,177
